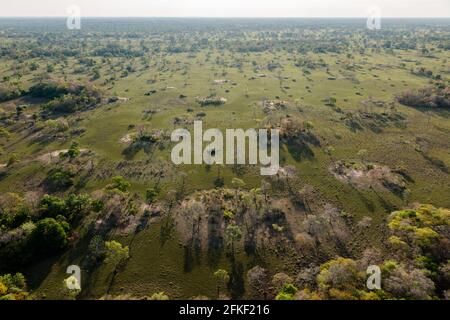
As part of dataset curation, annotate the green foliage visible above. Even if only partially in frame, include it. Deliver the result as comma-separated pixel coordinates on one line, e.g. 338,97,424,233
29,218,69,255
46,170,74,191
91,199,105,212
214,269,230,284
0,84,22,102
104,241,130,267
6,154,18,167
88,235,106,261
223,210,235,220
38,193,93,221
213,177,225,188
108,176,131,192
388,205,449,247
29,81,102,114
272,224,284,232
64,142,81,159
0,193,30,228
145,188,158,204
39,195,68,219
224,224,242,247
0,273,28,300
317,257,365,299
149,292,169,300
231,178,246,189
275,284,298,300
0,127,10,139
214,269,230,297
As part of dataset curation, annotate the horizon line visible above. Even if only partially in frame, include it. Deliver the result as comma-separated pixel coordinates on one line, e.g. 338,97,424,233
0,16,450,19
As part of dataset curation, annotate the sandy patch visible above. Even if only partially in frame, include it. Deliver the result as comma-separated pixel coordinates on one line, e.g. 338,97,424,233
120,134,133,144
38,149,88,164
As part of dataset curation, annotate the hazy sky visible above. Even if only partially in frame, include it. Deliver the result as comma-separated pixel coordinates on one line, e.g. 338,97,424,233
0,0,449,18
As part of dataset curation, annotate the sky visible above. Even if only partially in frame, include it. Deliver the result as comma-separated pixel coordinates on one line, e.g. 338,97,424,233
0,0,449,18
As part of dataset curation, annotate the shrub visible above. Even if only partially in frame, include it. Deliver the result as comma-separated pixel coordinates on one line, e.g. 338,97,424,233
0,85,22,102
108,176,131,192
29,81,102,114
29,218,69,255
275,284,298,300
397,86,450,109
145,188,158,204
45,170,74,191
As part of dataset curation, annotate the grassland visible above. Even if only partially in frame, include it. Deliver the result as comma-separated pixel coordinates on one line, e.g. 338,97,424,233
0,18,449,300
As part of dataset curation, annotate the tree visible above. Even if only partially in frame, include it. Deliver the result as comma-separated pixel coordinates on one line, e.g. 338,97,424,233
383,263,435,300
104,240,130,293
214,269,230,298
231,178,246,209
29,218,69,256
317,257,365,300
108,176,131,192
46,170,73,191
275,283,298,300
91,199,105,213
65,194,91,221
38,195,68,219
88,235,106,262
65,141,81,159
105,240,129,266
0,273,28,300
145,188,158,204
225,224,242,256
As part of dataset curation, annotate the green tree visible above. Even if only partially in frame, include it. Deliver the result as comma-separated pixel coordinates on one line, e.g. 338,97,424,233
275,283,298,300
108,176,131,192
104,241,130,293
66,193,90,213
39,195,68,219
46,170,73,191
65,141,81,159
214,269,230,298
145,188,158,204
29,218,69,255
225,224,242,256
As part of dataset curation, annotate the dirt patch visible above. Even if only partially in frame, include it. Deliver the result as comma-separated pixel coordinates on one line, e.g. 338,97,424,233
37,149,88,165
330,161,408,195
120,134,133,144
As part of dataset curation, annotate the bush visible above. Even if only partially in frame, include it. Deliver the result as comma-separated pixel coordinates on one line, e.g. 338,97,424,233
108,176,131,192
0,273,28,300
397,85,450,109
45,170,74,191
275,283,298,300
38,195,68,219
145,188,158,204
29,81,102,114
0,85,22,102
29,218,69,255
